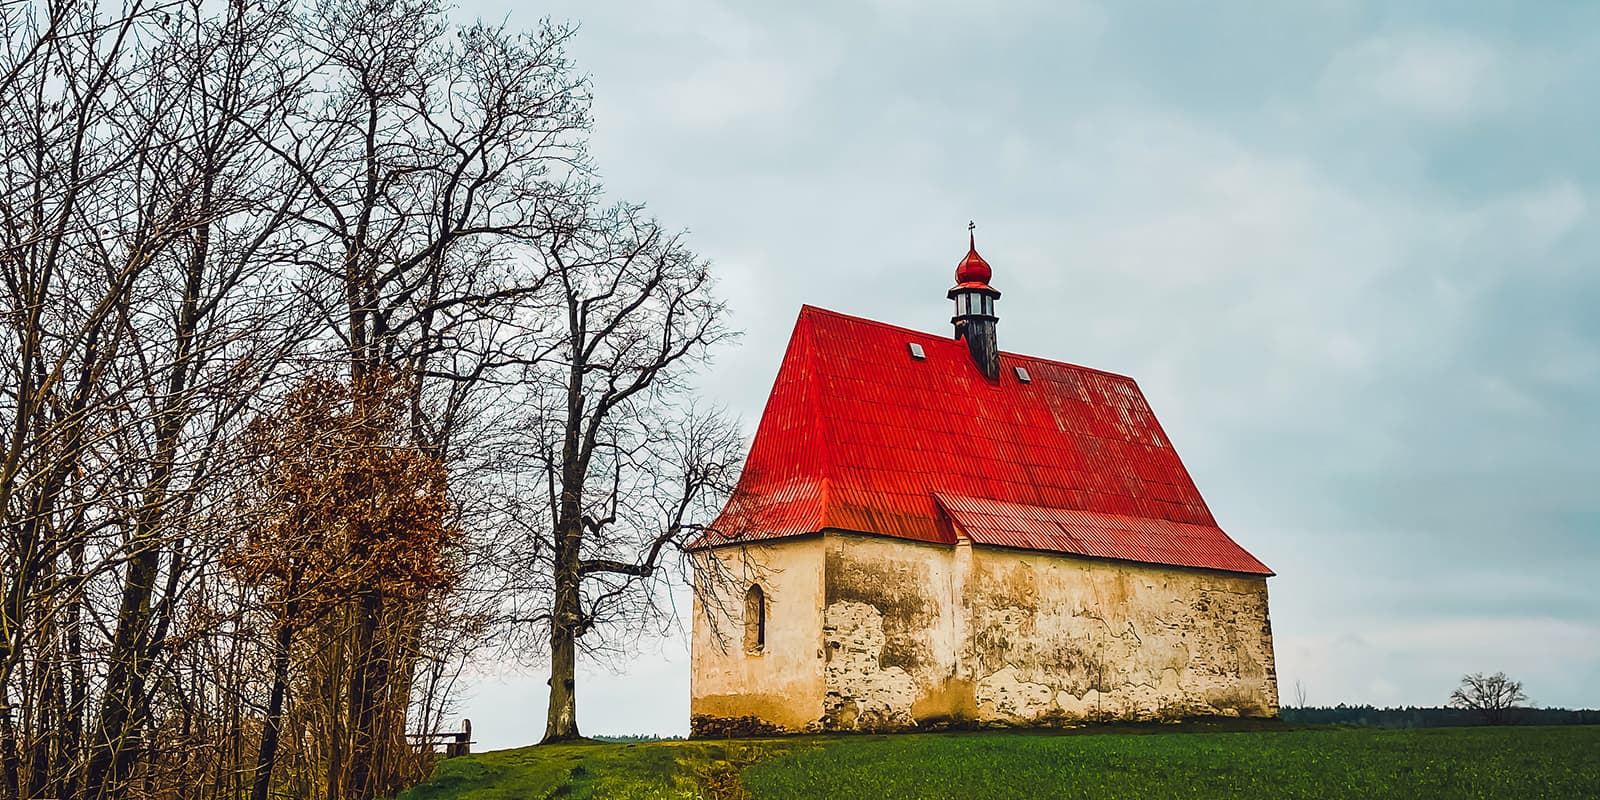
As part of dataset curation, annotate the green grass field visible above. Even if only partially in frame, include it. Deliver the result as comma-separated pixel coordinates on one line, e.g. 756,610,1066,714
394,724,1600,800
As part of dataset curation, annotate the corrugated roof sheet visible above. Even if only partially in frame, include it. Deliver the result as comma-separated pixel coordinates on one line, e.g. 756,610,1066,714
933,493,1270,575
697,306,1271,576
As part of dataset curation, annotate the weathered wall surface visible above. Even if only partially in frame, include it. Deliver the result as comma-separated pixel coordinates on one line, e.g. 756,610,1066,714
691,531,1277,735
962,545,1277,723
820,531,1276,730
821,535,963,730
689,537,825,735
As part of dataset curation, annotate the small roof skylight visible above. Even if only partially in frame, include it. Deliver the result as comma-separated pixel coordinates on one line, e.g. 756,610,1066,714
1014,365,1031,383
908,342,926,360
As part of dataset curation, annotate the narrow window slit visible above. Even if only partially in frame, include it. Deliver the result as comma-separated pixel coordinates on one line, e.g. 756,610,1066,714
744,585,766,653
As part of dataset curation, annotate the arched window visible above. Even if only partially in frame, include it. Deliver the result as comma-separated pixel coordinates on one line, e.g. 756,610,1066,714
744,584,766,654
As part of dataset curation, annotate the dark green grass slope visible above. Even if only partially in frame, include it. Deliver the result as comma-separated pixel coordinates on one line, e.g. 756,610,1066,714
744,726,1600,800
395,725,1600,800
393,738,798,800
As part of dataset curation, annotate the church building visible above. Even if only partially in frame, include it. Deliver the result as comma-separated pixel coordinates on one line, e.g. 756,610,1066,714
689,230,1277,735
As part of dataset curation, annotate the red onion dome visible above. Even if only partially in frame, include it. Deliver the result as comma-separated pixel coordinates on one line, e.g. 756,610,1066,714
954,231,992,285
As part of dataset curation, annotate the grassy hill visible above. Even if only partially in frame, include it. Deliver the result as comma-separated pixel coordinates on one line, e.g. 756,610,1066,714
394,723,1600,800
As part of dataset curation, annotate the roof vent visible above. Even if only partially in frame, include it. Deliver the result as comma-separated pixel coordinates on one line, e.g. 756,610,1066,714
1014,365,1031,383
908,342,926,360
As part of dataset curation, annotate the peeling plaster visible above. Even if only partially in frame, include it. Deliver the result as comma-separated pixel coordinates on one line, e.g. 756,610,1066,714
823,601,917,730
976,665,1055,720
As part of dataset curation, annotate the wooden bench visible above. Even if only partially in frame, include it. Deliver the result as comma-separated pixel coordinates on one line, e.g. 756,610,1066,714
408,719,473,758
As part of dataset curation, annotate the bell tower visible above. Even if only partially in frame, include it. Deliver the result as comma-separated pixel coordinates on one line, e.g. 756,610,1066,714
949,221,1001,380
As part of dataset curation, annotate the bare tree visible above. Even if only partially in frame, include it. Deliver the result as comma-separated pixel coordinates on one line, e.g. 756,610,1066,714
0,0,724,793
271,0,591,793
1449,671,1527,725
485,199,741,743
1,2,308,798
82,4,310,795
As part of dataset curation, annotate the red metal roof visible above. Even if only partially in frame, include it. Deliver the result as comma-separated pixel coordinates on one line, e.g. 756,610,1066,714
933,493,1270,575
699,305,1271,576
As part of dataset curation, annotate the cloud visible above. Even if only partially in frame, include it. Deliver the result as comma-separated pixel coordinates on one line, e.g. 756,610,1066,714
1320,32,1506,119
1493,180,1587,253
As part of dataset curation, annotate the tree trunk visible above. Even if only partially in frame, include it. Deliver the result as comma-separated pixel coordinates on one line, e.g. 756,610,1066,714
323,609,348,800
0,684,17,800
28,630,61,800
542,576,579,742
251,610,295,800
346,587,388,800
85,175,212,800
64,539,87,800
542,308,588,745
542,520,582,743
85,537,164,800
84,542,161,800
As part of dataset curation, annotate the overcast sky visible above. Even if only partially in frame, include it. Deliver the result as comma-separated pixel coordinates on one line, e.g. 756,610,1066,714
452,1,1600,747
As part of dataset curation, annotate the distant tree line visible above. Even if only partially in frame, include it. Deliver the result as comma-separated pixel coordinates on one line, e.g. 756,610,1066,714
1280,706,1600,729
0,1,741,798
1280,672,1596,729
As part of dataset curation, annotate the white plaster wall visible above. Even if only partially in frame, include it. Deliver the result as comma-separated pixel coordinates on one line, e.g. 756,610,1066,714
689,537,826,733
